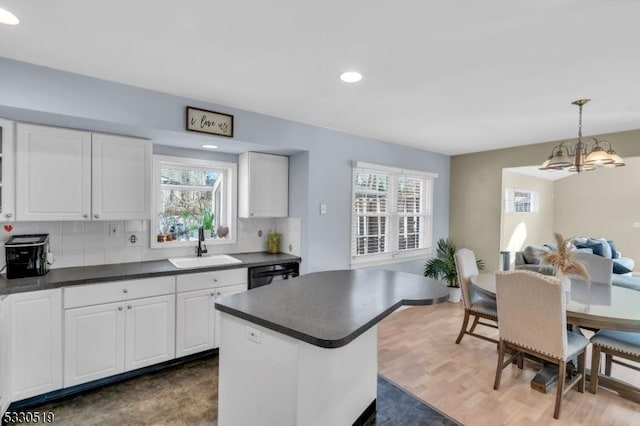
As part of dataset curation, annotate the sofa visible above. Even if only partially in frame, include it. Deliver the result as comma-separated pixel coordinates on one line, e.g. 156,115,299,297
515,237,640,291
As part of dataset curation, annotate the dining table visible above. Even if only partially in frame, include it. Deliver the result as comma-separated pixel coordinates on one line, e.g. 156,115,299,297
470,272,640,400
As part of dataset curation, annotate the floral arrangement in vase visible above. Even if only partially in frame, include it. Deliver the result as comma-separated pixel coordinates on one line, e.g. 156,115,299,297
539,233,590,281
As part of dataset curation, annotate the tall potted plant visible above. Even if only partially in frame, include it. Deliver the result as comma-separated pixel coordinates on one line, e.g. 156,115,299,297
424,238,484,303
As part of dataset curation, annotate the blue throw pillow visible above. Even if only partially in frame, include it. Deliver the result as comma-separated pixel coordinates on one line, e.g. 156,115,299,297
582,241,605,257
607,240,619,259
613,261,633,274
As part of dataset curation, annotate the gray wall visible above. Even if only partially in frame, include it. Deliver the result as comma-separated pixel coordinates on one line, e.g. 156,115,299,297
0,57,450,274
451,129,640,271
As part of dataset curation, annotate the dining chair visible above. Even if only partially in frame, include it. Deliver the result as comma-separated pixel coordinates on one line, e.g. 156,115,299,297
494,270,589,420
453,248,498,344
590,330,640,401
570,252,613,286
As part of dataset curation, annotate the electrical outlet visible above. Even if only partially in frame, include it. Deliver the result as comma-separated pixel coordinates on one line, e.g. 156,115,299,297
320,203,327,215
246,326,261,344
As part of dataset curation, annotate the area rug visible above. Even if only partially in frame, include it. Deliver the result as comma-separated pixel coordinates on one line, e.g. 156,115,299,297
373,375,462,425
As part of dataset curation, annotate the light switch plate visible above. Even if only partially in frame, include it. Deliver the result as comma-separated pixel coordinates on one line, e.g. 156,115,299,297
246,326,261,344
320,203,327,215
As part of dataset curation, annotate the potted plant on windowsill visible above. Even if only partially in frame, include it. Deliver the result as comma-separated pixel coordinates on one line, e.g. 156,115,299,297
424,238,484,303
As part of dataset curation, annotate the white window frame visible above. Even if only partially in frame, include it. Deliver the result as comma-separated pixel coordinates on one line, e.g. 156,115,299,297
151,155,237,249
351,161,437,268
504,188,539,214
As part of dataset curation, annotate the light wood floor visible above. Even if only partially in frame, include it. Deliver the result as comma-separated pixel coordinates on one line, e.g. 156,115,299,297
378,303,640,425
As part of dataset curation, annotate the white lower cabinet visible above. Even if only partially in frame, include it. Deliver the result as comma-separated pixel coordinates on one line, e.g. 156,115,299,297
63,277,176,388
124,294,175,371
0,297,10,416
176,269,248,356
176,289,215,358
9,290,63,402
64,301,125,387
214,284,248,349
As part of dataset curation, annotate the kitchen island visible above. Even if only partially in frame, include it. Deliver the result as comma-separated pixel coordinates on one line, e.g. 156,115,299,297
214,269,448,426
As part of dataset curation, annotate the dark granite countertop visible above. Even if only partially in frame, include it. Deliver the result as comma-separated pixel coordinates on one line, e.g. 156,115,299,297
215,269,449,349
0,252,301,296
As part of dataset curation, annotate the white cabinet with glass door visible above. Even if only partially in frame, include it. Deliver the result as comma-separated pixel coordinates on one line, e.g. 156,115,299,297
239,152,289,218
0,119,15,222
16,123,151,221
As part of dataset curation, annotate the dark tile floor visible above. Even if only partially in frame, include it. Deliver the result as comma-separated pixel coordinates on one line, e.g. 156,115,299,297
10,355,459,425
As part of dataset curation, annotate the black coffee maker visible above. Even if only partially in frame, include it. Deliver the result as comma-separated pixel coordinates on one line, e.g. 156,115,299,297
5,234,50,279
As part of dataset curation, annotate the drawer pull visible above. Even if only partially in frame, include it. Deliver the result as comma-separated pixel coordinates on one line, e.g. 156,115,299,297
123,289,128,293
118,306,123,311
211,292,215,297
127,305,132,310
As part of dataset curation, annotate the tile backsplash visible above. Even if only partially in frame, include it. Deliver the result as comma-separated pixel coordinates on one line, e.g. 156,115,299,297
0,218,301,269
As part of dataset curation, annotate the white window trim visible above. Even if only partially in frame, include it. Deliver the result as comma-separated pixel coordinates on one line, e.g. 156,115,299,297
150,155,237,249
350,161,436,268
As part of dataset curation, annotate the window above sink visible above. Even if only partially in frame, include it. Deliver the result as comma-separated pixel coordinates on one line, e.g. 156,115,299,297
151,155,237,249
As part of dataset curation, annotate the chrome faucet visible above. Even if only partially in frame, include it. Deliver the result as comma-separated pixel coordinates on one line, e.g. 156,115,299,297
196,226,208,257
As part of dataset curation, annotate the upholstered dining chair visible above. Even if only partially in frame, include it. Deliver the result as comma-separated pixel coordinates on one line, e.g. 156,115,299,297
453,248,498,344
590,331,640,400
571,252,613,286
494,270,589,420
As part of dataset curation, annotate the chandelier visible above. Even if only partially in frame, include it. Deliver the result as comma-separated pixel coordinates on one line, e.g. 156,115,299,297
540,99,625,173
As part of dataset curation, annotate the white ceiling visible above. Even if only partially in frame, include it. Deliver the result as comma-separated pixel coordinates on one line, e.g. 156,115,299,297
1,0,640,155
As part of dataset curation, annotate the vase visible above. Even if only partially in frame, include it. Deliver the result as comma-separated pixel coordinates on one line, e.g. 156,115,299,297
448,287,461,303
555,272,571,294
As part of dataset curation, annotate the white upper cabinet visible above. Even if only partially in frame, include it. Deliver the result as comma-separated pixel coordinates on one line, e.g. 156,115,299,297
16,123,151,221
92,133,151,220
239,152,289,218
16,123,92,221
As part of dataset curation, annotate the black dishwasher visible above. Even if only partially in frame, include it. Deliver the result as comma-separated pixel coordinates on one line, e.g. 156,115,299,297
248,262,300,289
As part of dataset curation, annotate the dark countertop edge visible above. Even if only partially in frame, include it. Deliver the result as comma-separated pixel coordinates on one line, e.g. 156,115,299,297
0,253,301,296
215,294,449,349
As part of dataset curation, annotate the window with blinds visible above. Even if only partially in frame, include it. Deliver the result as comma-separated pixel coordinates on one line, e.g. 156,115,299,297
504,188,539,213
351,162,435,266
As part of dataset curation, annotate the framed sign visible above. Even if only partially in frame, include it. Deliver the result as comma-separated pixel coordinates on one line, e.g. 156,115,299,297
186,106,234,137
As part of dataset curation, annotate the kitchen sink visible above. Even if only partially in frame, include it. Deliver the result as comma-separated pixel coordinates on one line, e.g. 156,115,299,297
168,255,242,269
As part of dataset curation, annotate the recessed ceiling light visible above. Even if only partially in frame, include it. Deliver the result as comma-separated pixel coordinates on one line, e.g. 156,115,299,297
0,8,19,25
340,71,362,83
201,144,219,149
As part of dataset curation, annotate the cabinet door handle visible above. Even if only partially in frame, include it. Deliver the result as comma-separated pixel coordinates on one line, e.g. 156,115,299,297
118,306,123,311
83,214,89,219
214,278,218,283
211,292,215,296
4,213,12,218
127,305,132,310
123,289,128,293
94,214,100,219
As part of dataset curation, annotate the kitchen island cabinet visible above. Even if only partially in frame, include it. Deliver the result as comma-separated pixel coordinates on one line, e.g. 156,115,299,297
215,269,448,426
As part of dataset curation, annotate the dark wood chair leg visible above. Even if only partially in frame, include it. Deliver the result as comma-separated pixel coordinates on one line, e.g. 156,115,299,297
494,340,506,390
605,354,612,375
455,310,471,344
590,345,601,394
517,352,524,369
554,360,566,420
577,350,585,393
469,315,480,333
